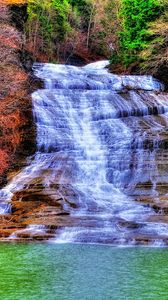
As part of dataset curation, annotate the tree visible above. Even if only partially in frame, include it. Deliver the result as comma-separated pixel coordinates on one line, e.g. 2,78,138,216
26,0,72,59
86,0,121,55
118,0,163,66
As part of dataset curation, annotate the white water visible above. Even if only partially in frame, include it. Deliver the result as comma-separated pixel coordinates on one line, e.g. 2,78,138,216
1,61,168,244
8,225,47,240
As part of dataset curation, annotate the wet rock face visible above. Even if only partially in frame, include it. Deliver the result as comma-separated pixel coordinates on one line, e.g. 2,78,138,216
0,3,36,185
0,183,80,242
19,49,35,72
153,62,168,91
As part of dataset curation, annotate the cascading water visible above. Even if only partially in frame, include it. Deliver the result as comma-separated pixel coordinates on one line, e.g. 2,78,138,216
1,60,168,245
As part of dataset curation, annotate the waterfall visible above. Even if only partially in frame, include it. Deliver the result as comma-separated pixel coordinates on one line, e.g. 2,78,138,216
1,60,168,245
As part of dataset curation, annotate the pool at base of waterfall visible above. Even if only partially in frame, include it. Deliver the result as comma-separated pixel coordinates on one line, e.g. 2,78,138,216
0,243,168,300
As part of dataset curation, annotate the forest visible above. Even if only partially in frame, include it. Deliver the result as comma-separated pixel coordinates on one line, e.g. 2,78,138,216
24,0,168,76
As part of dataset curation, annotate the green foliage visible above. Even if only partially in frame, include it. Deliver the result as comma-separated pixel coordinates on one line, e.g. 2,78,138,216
26,0,168,66
69,0,92,29
110,51,121,65
27,0,71,43
69,0,90,15
111,0,164,66
26,0,93,59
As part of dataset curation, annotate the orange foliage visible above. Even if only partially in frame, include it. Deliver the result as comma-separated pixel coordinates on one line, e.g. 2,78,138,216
0,2,33,178
0,0,27,4
14,71,28,82
0,150,9,173
0,111,21,131
0,111,21,153
0,26,21,49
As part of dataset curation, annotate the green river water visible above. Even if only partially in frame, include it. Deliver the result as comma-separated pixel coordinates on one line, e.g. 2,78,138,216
0,244,168,300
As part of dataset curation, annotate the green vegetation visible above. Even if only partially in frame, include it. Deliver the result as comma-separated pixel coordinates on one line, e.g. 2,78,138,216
109,0,168,70
26,0,92,60
118,0,163,66
27,0,71,58
26,0,168,71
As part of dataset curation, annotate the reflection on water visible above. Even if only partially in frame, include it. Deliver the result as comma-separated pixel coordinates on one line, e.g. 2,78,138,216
0,244,168,299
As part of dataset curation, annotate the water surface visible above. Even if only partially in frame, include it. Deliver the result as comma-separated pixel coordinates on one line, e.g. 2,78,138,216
0,244,168,299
